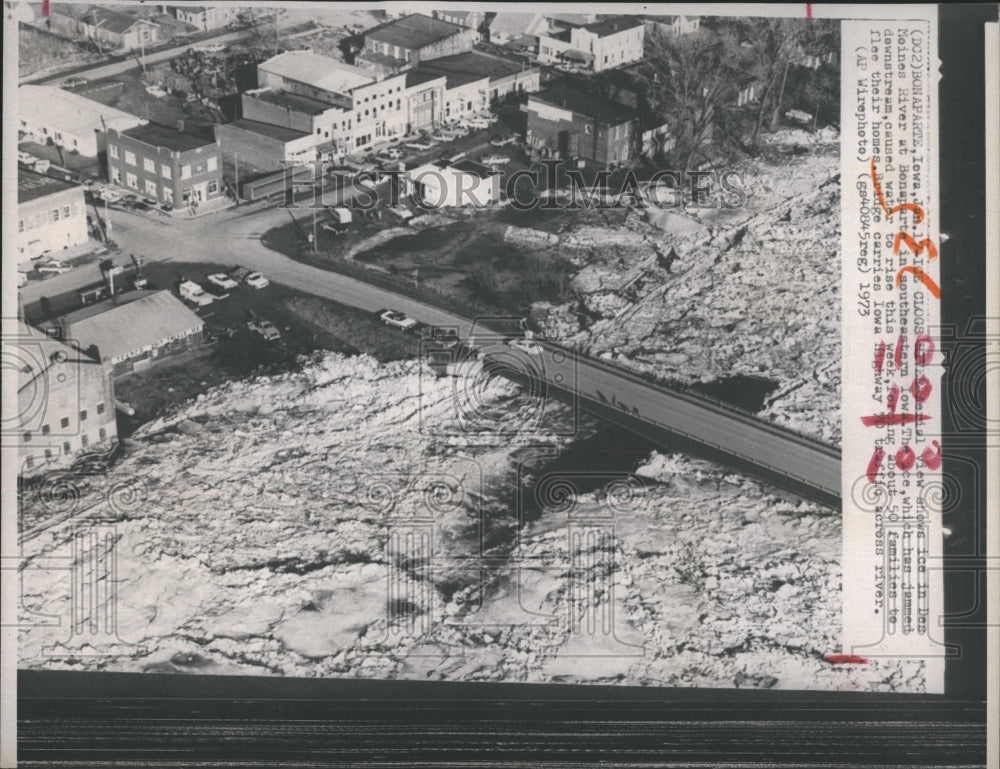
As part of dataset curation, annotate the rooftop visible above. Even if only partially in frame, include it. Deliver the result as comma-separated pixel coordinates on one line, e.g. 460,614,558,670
16,321,101,397
76,5,152,35
66,290,204,362
251,89,345,116
259,51,374,97
418,50,533,81
489,12,547,37
582,15,645,37
18,168,81,204
121,122,217,152
450,159,498,179
18,85,145,136
228,118,310,142
366,13,466,50
405,69,447,88
530,84,639,124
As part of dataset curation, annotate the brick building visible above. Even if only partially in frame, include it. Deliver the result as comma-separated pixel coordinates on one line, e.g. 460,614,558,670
106,123,223,207
16,321,118,475
526,85,640,165
214,119,316,173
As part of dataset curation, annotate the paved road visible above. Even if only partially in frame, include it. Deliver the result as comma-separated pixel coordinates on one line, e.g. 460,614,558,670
37,204,841,505
24,28,256,85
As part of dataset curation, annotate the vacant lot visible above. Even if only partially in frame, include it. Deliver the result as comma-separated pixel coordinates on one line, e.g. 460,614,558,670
19,24,101,78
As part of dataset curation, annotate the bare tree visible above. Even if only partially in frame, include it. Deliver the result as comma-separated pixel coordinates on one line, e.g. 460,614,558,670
639,26,745,172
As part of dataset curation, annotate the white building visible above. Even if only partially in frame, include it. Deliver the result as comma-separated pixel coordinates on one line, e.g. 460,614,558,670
644,14,701,37
18,86,146,157
257,51,408,153
17,169,89,264
537,16,645,72
407,159,500,207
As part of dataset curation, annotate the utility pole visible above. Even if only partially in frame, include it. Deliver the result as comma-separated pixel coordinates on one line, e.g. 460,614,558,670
311,207,317,251
234,152,240,204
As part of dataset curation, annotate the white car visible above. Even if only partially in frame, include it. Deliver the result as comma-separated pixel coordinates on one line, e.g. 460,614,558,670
480,154,510,166
97,188,122,203
245,271,270,289
179,280,214,306
383,148,403,160
380,309,418,331
490,135,518,147
507,338,543,356
36,260,71,274
207,273,239,290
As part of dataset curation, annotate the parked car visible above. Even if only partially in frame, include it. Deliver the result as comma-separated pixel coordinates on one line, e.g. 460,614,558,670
383,147,403,160
507,338,543,356
440,149,466,163
247,318,281,341
423,326,460,349
179,280,214,306
207,273,239,290
380,309,418,331
60,76,89,89
403,141,433,151
490,135,518,147
204,281,230,298
480,154,510,166
245,271,270,289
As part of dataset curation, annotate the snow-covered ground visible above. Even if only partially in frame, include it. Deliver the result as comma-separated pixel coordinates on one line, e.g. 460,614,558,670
19,350,923,692
537,128,842,444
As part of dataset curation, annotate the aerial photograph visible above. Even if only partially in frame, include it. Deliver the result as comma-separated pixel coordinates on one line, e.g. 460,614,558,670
12,3,924,692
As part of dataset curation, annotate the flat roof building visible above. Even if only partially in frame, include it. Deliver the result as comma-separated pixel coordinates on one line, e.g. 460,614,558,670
106,122,223,208
526,85,640,165
17,169,89,264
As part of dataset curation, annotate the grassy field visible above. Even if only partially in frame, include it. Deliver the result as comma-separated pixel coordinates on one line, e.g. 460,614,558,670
19,24,101,78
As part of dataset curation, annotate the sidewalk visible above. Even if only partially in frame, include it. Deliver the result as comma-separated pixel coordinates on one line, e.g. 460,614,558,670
167,195,236,220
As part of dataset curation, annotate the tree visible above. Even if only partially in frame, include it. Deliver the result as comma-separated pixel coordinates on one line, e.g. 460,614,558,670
638,26,744,172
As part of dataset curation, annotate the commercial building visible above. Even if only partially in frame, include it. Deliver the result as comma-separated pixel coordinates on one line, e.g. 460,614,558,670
17,169,89,264
359,14,476,71
106,123,223,207
415,50,541,103
404,70,447,132
62,290,205,379
537,16,645,72
257,51,408,153
526,85,640,165
165,4,245,30
214,119,316,173
18,85,146,157
407,159,500,207
240,89,345,160
16,321,118,475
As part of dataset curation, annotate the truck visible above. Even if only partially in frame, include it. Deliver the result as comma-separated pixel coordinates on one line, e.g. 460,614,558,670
179,280,214,306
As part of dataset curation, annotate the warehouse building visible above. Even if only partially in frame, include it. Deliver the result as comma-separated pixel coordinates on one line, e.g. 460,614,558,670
17,169,89,264
358,13,476,72
61,290,205,379
407,159,500,207
18,85,146,157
